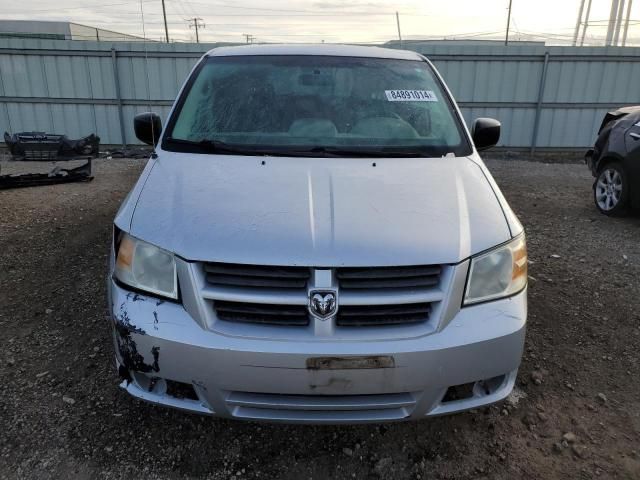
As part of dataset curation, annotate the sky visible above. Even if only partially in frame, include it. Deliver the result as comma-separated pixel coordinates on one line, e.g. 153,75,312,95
3,0,639,45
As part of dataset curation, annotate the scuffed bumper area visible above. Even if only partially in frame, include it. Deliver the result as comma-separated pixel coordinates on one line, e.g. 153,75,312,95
108,280,526,424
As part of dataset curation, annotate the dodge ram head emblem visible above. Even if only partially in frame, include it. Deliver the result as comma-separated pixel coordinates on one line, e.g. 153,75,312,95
309,290,337,319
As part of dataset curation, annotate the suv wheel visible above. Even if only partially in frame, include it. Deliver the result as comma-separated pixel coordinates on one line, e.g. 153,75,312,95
594,162,629,216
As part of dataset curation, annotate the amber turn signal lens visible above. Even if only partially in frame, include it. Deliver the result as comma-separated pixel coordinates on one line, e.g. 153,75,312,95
116,234,135,270
511,237,527,281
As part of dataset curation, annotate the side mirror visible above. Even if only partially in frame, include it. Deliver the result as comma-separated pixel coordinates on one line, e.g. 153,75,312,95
134,112,162,146
472,118,501,151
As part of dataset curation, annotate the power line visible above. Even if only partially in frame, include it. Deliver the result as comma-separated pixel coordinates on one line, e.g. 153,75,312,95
169,0,190,18
168,0,390,14
167,1,418,16
4,0,158,13
182,0,200,17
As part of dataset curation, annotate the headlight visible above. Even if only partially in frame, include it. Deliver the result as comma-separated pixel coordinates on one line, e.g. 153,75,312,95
463,235,527,306
114,233,178,299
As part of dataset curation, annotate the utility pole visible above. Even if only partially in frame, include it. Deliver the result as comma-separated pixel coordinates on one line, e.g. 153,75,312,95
505,0,513,46
395,11,403,47
606,0,620,45
580,0,593,46
161,0,169,42
613,0,626,45
243,33,254,44
573,0,586,46
189,17,205,43
622,0,633,46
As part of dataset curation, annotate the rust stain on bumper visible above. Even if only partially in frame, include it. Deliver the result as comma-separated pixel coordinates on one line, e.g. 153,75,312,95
306,355,395,370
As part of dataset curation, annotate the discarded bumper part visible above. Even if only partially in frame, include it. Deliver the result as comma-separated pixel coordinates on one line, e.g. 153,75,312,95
4,131,100,161
1,131,98,189
0,160,94,190
103,147,152,160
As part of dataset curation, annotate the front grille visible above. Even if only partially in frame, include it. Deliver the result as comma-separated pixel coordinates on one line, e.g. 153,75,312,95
203,262,444,330
24,149,58,161
337,303,431,327
336,265,441,290
204,263,310,289
214,300,309,326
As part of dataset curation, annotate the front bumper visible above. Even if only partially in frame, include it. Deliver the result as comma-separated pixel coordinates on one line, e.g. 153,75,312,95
108,280,526,423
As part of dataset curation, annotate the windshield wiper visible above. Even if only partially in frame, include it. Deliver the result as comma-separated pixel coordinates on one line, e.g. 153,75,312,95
164,137,273,156
164,138,445,158
291,145,444,158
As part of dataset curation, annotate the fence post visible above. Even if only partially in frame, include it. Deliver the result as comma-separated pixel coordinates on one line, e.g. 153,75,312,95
111,47,127,148
0,59,12,135
530,51,550,155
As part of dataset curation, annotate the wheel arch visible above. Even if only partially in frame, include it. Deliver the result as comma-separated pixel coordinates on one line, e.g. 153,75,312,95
595,154,626,174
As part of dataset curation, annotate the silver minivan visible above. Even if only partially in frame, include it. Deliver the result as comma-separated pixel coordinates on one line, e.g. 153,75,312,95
109,44,527,423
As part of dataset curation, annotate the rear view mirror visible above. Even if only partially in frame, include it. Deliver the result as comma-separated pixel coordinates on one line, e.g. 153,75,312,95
472,118,501,151
134,112,162,146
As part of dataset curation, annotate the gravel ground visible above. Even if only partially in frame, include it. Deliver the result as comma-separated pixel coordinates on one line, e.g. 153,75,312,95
1,157,639,480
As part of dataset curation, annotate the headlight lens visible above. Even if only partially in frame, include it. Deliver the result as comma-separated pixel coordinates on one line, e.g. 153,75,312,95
114,233,178,299
464,235,527,305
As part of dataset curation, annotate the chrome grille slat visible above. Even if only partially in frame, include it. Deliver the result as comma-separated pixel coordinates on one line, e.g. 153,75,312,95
338,276,439,289
227,391,416,411
206,273,308,289
202,285,307,305
340,289,444,305
231,407,411,422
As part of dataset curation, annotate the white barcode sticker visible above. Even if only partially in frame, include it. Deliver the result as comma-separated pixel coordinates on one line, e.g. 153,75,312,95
385,90,438,102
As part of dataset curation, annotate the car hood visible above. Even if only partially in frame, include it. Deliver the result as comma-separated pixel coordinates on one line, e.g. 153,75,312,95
127,152,511,266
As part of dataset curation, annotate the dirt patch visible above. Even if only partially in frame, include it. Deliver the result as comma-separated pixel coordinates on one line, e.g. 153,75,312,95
1,158,639,479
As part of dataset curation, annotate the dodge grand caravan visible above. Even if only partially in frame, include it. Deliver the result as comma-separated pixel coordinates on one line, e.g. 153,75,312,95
108,44,527,423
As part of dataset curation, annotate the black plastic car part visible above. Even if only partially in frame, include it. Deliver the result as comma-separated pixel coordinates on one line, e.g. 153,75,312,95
1,131,99,190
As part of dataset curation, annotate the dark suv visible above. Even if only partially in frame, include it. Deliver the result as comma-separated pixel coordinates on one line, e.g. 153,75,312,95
586,106,640,216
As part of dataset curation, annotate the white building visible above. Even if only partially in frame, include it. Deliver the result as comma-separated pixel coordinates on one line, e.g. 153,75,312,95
0,20,147,42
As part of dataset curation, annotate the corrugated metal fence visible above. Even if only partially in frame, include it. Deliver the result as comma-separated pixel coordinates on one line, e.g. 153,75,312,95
1,38,639,150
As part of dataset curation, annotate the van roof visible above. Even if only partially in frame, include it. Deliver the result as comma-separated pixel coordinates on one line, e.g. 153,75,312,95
205,44,424,61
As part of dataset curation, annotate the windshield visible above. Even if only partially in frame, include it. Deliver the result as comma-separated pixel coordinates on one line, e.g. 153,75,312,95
163,55,471,157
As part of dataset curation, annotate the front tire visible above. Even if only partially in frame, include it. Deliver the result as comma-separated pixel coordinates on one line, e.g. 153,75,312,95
594,162,629,216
